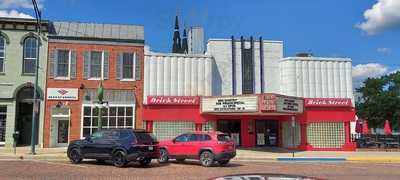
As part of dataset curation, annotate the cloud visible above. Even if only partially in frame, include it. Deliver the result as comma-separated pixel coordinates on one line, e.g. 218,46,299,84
356,0,400,34
352,63,389,88
377,47,392,55
0,10,33,19
0,0,44,9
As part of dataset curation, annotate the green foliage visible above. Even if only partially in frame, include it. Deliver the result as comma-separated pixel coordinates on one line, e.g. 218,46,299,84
356,71,400,130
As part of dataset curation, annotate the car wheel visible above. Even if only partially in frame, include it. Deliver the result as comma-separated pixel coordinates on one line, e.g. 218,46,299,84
218,160,230,166
158,149,169,163
139,158,152,166
176,158,185,163
200,151,214,167
68,148,82,164
112,150,128,168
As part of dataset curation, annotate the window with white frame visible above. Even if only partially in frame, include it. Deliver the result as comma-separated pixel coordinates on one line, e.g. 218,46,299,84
0,36,5,73
56,49,70,78
82,105,134,138
90,51,103,79
23,37,38,74
122,53,135,79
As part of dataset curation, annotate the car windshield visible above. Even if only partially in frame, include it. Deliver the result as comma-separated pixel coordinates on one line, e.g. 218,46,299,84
217,134,232,142
133,132,156,142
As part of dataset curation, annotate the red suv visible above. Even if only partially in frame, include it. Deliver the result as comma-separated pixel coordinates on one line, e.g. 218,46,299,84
158,131,236,167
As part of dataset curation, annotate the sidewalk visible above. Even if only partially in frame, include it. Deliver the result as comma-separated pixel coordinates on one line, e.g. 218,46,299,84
0,146,67,161
1,146,400,162
236,147,400,162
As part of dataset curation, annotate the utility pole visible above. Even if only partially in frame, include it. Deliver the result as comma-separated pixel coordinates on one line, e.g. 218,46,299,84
30,0,41,155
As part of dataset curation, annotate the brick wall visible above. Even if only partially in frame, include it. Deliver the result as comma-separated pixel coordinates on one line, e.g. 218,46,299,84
43,42,144,147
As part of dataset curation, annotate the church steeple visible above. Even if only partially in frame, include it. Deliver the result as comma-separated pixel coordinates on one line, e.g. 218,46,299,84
172,15,182,53
181,28,188,54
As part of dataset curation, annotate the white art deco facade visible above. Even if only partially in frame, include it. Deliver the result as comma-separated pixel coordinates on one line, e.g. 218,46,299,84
280,57,353,99
142,37,356,151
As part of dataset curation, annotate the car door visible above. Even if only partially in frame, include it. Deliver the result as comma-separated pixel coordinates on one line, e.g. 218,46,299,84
168,134,190,157
95,130,118,158
186,134,200,157
81,131,104,157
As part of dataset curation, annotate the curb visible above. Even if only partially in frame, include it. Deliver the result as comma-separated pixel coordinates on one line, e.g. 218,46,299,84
347,157,400,162
277,157,346,161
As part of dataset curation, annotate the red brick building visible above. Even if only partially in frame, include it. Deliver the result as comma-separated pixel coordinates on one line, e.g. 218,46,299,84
43,22,144,147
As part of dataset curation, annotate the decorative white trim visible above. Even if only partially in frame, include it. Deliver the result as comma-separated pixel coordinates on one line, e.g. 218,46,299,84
120,79,136,82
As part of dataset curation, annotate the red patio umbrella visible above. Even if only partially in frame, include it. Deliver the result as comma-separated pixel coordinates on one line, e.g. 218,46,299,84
384,120,392,135
362,120,370,134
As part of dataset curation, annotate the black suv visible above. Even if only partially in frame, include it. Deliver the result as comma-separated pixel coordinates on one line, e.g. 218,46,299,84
67,129,159,167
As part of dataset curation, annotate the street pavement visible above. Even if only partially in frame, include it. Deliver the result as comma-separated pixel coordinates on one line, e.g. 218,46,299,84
2,146,400,162
0,159,399,180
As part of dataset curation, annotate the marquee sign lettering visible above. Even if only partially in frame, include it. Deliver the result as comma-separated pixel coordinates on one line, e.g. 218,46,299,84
201,96,258,113
304,98,352,107
147,96,199,105
260,94,304,113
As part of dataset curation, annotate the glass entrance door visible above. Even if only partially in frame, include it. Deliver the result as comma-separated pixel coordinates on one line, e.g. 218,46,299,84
57,120,69,144
51,107,70,147
256,120,278,146
217,120,241,146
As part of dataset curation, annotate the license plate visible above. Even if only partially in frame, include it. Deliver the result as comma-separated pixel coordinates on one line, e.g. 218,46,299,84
148,146,154,151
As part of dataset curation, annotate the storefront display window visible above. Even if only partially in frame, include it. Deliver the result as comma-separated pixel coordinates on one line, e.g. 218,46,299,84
307,122,345,148
82,105,134,138
152,121,195,141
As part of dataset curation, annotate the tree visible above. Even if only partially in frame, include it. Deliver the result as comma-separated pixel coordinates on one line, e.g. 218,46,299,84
356,71,400,131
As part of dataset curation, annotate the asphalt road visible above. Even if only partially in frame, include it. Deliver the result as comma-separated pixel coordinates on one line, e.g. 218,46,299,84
0,159,399,180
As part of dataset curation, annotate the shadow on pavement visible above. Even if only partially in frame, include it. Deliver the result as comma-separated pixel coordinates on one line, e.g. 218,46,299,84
169,160,244,168
80,160,170,168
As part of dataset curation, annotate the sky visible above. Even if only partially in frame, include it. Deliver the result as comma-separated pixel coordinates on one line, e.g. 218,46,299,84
1,0,400,89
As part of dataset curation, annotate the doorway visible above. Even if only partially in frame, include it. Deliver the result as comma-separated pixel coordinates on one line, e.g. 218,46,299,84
50,107,70,147
217,120,241,146
256,120,278,146
15,86,40,146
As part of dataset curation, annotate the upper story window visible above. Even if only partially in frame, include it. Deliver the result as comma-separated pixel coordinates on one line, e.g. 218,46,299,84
0,36,5,73
83,51,109,80
242,48,254,94
23,37,38,74
56,50,70,77
90,51,102,78
116,52,140,81
48,49,76,80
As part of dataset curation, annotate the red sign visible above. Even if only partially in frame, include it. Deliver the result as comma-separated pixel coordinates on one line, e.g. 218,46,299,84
304,98,352,107
147,96,199,105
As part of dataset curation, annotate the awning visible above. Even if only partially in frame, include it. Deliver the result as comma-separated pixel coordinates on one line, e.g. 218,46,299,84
82,89,135,105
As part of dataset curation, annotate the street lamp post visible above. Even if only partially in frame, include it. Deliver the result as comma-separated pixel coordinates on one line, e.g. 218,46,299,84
30,0,41,155
291,116,296,158
95,81,108,131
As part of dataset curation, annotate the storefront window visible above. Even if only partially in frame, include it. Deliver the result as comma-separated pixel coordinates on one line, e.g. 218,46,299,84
0,106,6,143
82,105,135,138
307,122,345,148
281,121,300,148
152,121,195,141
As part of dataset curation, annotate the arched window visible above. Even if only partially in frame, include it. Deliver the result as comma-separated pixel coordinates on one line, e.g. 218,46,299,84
0,35,5,73
23,37,38,74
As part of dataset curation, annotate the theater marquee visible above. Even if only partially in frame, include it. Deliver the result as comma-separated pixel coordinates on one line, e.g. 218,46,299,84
201,96,258,113
260,94,304,113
